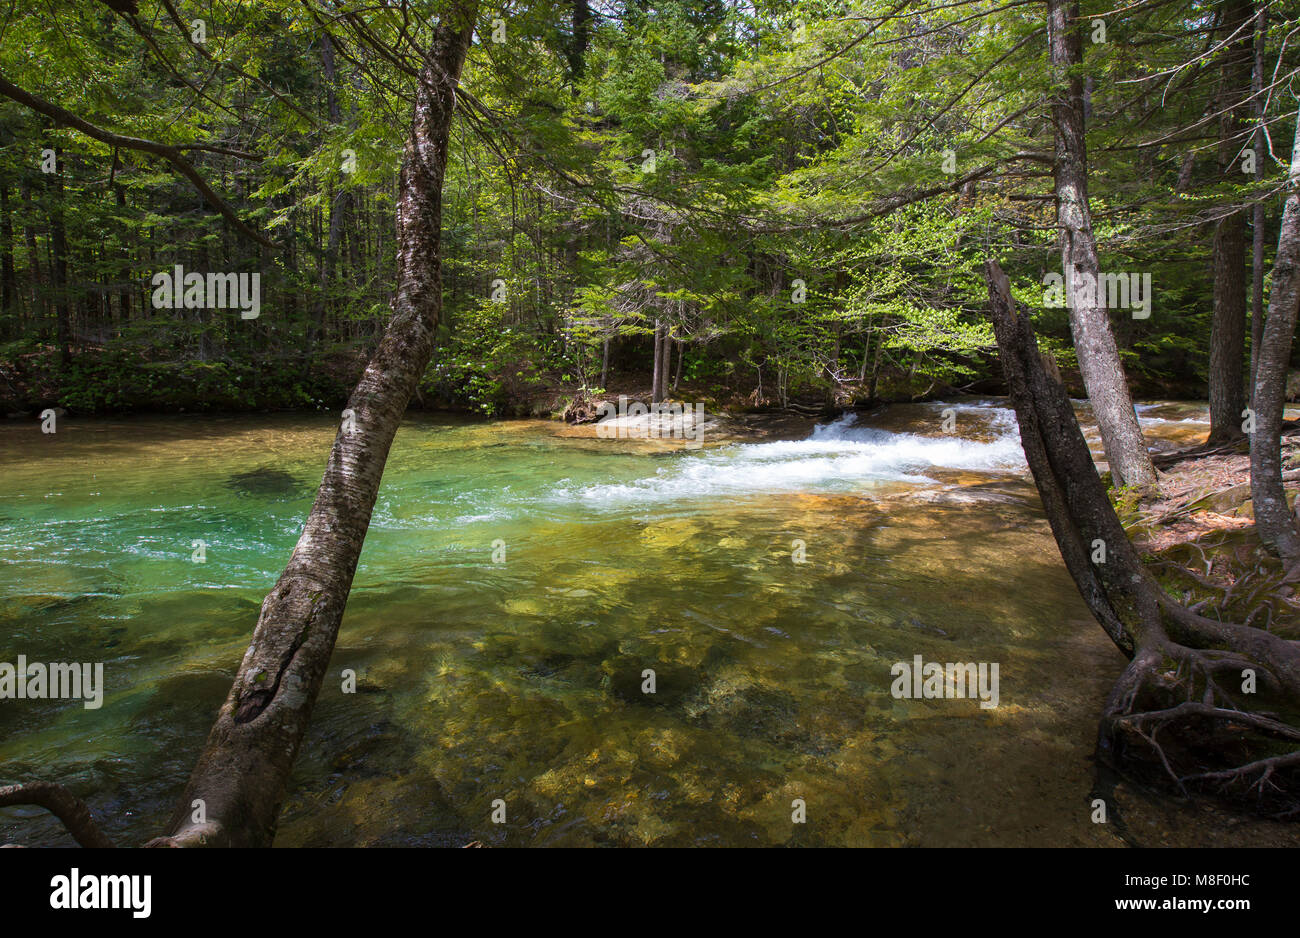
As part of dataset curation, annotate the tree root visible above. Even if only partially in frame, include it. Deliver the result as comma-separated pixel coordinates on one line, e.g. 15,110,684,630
0,781,115,848
986,260,1300,818
1152,423,1300,470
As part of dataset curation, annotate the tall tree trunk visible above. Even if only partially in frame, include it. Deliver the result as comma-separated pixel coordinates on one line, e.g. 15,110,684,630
310,196,325,346
567,0,592,82
315,30,352,350
1250,3,1267,396
1208,0,1254,443
113,156,131,331
1047,0,1156,488
283,195,298,337
868,327,884,401
150,4,477,848
986,258,1300,812
1251,207,1265,394
49,148,70,365
197,239,211,361
0,177,14,337
660,326,671,399
21,178,41,321
600,335,610,388
651,317,663,404
1249,103,1300,562
1210,215,1249,441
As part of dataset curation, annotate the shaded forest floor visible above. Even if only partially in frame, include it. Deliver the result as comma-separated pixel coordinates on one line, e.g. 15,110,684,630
1123,439,1300,643
1094,444,1300,838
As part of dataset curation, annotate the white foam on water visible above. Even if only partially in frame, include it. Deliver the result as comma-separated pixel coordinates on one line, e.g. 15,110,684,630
551,404,1026,506
1135,403,1210,426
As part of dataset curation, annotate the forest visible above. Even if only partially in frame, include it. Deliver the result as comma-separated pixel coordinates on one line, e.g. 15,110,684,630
1,0,1300,856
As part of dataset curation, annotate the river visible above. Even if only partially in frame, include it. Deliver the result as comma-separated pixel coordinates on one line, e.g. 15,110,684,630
2,399,1296,846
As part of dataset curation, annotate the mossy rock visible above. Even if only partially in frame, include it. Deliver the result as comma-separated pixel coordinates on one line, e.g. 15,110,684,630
1111,485,1145,524
1195,483,1251,515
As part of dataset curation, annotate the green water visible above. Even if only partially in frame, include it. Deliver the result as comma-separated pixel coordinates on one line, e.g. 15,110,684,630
0,404,1290,846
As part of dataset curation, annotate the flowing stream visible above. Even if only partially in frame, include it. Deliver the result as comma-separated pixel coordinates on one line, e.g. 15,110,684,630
1,399,1294,846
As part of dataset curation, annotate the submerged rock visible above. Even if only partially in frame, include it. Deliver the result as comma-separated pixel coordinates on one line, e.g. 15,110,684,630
603,654,698,708
329,721,415,779
128,670,233,738
686,672,828,753
225,466,301,497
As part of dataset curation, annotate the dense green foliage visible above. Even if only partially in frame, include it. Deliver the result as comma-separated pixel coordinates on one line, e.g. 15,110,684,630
0,0,1295,415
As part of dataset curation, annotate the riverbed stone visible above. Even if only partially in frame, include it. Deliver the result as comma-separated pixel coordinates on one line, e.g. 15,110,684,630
603,654,698,707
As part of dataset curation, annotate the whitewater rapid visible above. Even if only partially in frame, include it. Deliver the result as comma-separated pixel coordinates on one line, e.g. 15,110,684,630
551,402,1028,506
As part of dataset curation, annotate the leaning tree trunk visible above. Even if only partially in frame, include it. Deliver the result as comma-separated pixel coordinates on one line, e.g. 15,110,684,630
1047,0,1156,489
146,6,478,848
1250,103,1300,562
986,259,1300,812
1208,0,1254,444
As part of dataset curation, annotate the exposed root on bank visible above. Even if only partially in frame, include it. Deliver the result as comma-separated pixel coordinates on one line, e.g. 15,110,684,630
1152,422,1300,470
986,260,1300,819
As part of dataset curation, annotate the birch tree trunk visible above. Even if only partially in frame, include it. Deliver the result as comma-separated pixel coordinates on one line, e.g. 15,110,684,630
149,4,478,848
1046,0,1156,488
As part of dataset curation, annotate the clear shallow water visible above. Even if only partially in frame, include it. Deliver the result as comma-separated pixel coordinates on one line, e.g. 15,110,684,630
0,401,1286,846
